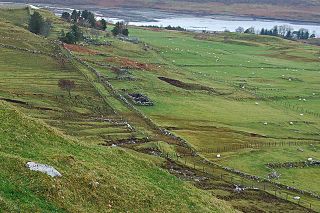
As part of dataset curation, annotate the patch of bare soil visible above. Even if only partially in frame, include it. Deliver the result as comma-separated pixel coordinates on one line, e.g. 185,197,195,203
158,76,224,95
100,137,150,146
106,57,157,71
63,44,100,55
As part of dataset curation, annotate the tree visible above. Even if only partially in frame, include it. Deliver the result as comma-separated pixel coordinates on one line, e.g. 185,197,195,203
244,27,255,34
285,30,292,39
272,26,278,36
71,9,78,22
61,12,70,21
100,19,107,31
29,12,44,34
58,79,75,97
87,12,96,28
122,28,129,36
70,24,83,42
59,24,83,44
235,27,244,33
81,10,89,19
112,21,129,36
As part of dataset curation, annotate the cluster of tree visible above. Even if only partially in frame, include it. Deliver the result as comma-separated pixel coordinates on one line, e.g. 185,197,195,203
59,24,83,44
28,11,52,37
111,22,129,36
260,26,315,40
235,25,316,40
164,25,186,31
61,10,107,31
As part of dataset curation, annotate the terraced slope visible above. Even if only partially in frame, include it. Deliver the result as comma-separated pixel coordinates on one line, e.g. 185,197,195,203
0,8,236,212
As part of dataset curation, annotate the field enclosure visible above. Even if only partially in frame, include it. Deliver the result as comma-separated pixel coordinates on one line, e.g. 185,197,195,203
69,26,320,196
0,6,320,212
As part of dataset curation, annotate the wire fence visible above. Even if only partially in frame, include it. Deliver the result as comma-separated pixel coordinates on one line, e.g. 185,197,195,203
157,144,320,212
63,43,320,212
198,140,318,153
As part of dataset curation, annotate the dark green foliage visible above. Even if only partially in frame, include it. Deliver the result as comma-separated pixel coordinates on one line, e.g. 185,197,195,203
61,12,70,21
122,28,129,36
244,27,255,34
164,25,186,31
28,12,44,35
60,24,83,44
285,30,292,39
112,21,129,36
28,12,51,37
259,25,311,40
71,9,79,22
100,19,107,31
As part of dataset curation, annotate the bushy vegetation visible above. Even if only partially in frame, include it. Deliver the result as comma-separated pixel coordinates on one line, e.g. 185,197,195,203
28,11,51,36
61,9,107,31
112,21,129,36
239,25,316,40
59,24,83,44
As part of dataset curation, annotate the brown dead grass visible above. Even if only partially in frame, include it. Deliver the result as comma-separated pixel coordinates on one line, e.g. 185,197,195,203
64,44,100,55
106,57,157,70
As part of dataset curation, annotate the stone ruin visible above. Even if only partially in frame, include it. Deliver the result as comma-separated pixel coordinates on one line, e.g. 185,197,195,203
128,93,153,106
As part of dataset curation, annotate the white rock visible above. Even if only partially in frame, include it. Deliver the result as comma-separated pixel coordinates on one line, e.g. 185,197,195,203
111,144,117,147
26,162,61,177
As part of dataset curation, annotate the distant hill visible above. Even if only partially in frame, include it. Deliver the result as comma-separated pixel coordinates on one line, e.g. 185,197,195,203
4,0,320,6
2,0,320,22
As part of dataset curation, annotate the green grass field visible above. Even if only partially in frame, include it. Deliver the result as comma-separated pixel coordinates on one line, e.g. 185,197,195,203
0,7,238,212
70,25,320,195
1,5,320,212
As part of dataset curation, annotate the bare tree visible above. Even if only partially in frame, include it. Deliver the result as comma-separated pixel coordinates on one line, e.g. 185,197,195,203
235,27,244,33
58,79,75,97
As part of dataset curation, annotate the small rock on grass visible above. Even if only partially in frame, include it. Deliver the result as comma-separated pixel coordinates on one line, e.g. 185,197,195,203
26,162,62,177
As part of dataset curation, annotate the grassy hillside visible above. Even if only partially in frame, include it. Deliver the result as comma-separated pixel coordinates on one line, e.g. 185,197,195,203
1,5,320,212
0,8,237,212
67,23,320,198
0,101,236,212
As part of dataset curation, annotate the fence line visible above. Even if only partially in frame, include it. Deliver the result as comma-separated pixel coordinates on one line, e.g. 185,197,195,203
62,43,320,211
